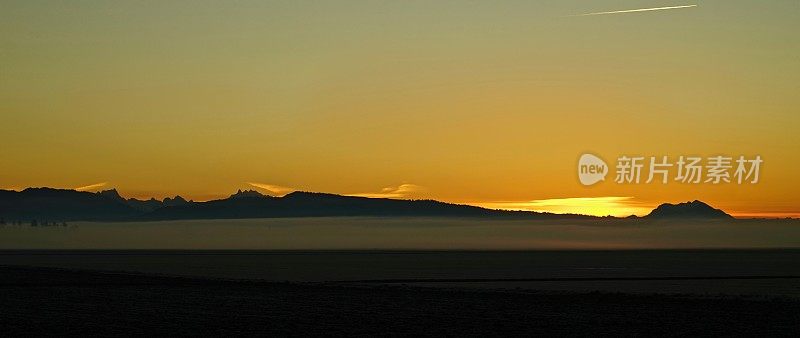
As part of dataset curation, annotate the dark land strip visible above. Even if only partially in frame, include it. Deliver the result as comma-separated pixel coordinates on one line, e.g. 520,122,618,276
1,265,799,336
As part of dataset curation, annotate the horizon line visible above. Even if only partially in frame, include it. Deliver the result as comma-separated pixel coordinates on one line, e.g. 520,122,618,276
4,186,798,220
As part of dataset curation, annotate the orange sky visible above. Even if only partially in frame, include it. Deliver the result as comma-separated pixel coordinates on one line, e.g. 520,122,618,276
1,1,799,217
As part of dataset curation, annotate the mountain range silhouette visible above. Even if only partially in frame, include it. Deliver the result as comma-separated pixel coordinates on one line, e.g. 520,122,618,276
0,187,733,222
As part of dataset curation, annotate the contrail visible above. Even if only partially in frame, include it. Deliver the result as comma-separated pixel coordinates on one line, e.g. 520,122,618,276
75,182,108,191
569,4,697,17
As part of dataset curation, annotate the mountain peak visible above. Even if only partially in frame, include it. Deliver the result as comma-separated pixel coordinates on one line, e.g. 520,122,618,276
645,200,733,219
97,189,123,201
229,189,266,199
163,195,189,206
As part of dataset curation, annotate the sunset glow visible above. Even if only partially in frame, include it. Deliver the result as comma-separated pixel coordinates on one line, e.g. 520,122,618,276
1,1,798,217
473,197,653,217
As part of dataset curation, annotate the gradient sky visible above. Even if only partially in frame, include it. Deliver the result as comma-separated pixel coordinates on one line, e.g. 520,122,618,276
1,1,798,216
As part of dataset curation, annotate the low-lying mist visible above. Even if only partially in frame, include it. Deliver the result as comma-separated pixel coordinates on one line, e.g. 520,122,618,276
1,217,799,250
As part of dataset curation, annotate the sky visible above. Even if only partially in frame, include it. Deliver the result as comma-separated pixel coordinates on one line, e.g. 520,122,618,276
1,1,799,217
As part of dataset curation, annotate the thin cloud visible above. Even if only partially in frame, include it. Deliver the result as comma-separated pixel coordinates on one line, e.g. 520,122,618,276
348,184,425,199
75,182,108,191
569,4,697,17
246,182,296,196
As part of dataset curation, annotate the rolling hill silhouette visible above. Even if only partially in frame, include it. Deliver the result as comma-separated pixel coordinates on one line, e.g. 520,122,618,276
0,188,139,221
645,200,733,219
139,190,584,221
0,188,734,222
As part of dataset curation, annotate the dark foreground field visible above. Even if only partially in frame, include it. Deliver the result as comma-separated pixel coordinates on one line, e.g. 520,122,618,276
1,265,799,336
